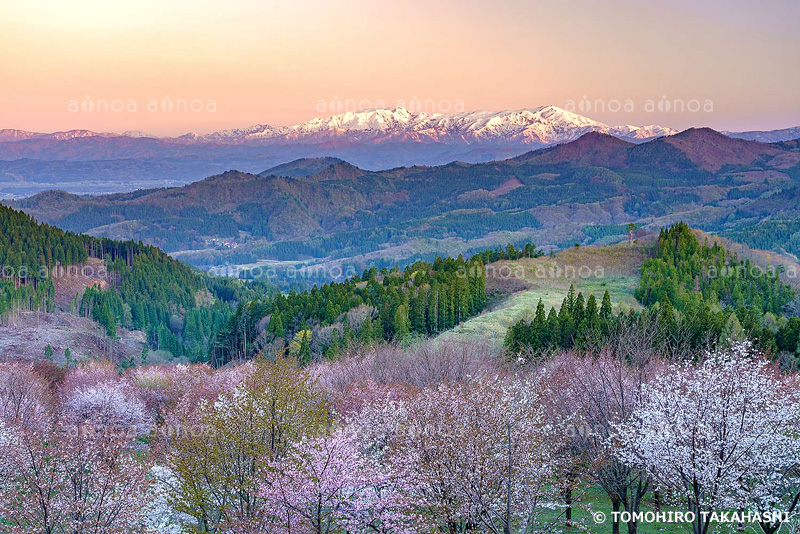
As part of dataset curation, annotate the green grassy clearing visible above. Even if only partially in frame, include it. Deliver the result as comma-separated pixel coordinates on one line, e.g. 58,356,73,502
438,241,651,344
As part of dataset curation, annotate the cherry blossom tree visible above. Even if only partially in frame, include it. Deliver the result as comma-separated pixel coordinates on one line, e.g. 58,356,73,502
391,374,563,534
62,379,153,438
740,373,800,534
0,364,61,533
614,341,800,534
0,406,153,534
56,427,153,534
167,357,331,533
543,345,660,534
0,363,53,431
312,338,499,394
0,422,64,534
0,361,155,534
60,359,119,390
142,464,196,534
261,427,409,533
129,363,213,417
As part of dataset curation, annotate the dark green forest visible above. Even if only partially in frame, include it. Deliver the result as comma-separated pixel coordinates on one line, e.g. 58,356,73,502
722,219,800,258
0,205,263,361
2,204,531,365
210,253,489,366
503,287,614,356
636,222,794,314
505,222,799,365
0,206,85,317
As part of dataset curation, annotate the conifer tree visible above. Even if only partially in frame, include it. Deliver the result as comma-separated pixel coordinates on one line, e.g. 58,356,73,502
573,292,586,325
394,304,410,340
600,290,613,323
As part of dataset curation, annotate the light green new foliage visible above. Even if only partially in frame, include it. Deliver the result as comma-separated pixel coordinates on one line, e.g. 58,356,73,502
168,357,331,533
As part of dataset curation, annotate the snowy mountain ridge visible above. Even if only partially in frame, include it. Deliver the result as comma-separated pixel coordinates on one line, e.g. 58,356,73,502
0,106,679,147
4,106,798,153
188,105,679,145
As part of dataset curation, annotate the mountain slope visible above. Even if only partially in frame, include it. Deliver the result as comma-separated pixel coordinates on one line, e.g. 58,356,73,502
260,157,349,177
0,203,263,361
4,107,797,194
510,132,633,167
12,129,800,277
725,127,800,143
654,127,788,172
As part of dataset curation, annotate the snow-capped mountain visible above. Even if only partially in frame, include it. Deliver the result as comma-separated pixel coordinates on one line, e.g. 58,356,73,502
2,107,797,194
7,106,798,149
180,105,677,145
120,130,158,139
200,124,284,143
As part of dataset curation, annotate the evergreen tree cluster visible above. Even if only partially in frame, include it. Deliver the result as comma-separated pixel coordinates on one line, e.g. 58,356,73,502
503,286,785,360
0,205,259,360
776,317,800,356
635,222,796,356
210,254,489,366
0,206,88,274
0,206,85,318
636,222,794,314
78,257,264,360
472,243,542,264
504,286,613,356
506,223,799,363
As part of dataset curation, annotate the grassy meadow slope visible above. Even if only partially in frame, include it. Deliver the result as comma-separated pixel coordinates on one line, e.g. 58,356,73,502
442,226,800,346
438,238,653,343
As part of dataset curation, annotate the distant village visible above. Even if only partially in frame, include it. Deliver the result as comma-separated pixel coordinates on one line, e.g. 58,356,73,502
206,238,238,250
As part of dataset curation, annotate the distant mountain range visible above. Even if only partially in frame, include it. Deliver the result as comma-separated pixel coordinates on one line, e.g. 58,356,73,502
11,127,800,276
0,106,676,147
723,126,800,143
3,106,798,197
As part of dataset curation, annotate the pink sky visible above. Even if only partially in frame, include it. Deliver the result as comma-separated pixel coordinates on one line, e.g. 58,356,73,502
2,0,799,136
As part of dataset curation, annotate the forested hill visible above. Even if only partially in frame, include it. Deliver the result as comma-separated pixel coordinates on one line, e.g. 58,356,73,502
1,204,541,365
722,219,800,260
504,222,799,367
11,128,800,273
0,205,88,276
0,205,261,361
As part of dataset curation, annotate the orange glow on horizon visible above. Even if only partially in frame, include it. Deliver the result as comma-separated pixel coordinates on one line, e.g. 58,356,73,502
1,0,799,135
